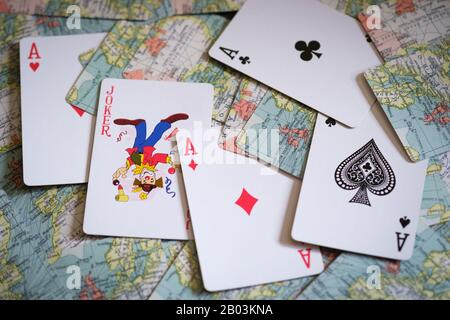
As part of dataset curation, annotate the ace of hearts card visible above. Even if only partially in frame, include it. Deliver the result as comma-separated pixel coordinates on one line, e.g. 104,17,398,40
19,33,106,186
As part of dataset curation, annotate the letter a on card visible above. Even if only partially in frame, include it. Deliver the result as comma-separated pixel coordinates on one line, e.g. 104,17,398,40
184,137,197,156
28,42,41,59
298,248,311,268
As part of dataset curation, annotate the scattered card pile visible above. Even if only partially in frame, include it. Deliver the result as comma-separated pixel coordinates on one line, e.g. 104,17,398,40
1,0,448,297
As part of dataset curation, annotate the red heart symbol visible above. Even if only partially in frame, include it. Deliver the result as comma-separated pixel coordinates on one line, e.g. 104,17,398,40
29,62,40,72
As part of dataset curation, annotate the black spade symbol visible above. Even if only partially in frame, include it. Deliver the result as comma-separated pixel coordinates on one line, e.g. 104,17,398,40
335,139,396,206
325,117,336,127
399,216,410,228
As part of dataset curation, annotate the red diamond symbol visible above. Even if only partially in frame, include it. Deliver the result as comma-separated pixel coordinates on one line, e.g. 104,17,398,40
188,159,198,171
235,188,258,215
70,104,85,117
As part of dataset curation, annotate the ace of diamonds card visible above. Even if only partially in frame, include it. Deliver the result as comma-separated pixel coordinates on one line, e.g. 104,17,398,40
176,129,323,291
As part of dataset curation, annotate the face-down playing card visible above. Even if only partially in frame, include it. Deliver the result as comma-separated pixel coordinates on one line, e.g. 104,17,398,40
19,33,106,186
176,129,323,291
365,47,450,162
208,0,381,127
83,79,213,240
292,104,429,260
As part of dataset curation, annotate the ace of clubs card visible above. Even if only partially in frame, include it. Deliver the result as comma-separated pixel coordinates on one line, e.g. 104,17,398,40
209,0,381,127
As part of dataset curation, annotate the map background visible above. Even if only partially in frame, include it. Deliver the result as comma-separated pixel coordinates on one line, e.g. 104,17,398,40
0,0,448,300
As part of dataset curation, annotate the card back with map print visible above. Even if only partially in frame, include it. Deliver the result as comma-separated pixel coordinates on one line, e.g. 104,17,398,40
83,79,213,239
365,46,450,162
359,0,449,162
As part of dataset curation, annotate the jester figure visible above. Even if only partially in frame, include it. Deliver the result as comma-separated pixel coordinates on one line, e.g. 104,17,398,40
112,113,189,200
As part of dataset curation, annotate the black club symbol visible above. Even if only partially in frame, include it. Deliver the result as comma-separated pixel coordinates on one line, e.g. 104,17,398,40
295,40,322,61
362,162,372,172
239,56,251,64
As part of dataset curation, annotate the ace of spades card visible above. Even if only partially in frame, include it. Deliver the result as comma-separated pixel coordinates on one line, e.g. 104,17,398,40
83,79,213,240
292,104,428,260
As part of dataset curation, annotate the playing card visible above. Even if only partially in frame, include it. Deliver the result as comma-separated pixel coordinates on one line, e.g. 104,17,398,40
82,78,213,240
358,0,449,62
19,33,106,186
292,104,428,260
176,129,323,291
66,15,242,123
420,151,450,226
235,86,317,178
218,78,268,154
365,47,450,162
122,14,241,124
208,0,381,127
66,21,155,115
